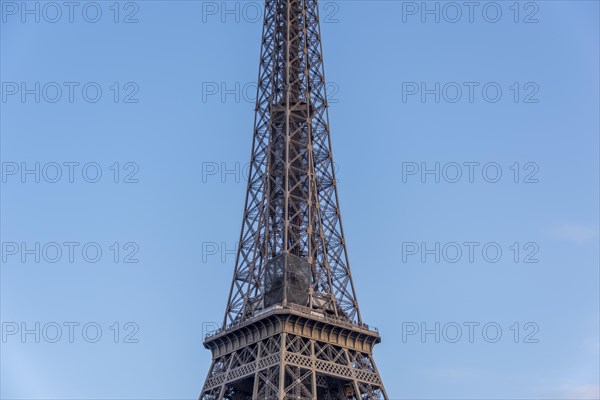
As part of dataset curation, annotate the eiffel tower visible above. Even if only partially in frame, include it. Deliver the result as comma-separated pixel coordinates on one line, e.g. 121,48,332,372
200,0,387,398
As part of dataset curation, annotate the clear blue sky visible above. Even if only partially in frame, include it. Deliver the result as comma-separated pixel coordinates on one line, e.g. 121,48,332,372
1,1,598,399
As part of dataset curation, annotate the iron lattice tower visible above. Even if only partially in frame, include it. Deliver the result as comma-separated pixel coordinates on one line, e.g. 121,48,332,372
200,0,387,398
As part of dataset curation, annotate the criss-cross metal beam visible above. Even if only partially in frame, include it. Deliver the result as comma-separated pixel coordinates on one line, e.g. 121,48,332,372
224,0,360,330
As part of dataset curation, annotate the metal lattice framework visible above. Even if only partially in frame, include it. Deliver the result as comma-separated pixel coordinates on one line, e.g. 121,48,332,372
201,0,387,398
201,310,387,399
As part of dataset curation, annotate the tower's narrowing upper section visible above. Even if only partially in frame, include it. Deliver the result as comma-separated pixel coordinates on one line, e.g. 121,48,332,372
222,0,362,329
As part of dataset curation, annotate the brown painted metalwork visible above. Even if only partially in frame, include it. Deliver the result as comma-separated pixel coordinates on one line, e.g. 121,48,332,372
201,0,387,398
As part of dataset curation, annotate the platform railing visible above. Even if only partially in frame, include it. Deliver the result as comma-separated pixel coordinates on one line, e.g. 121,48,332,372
204,303,378,340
